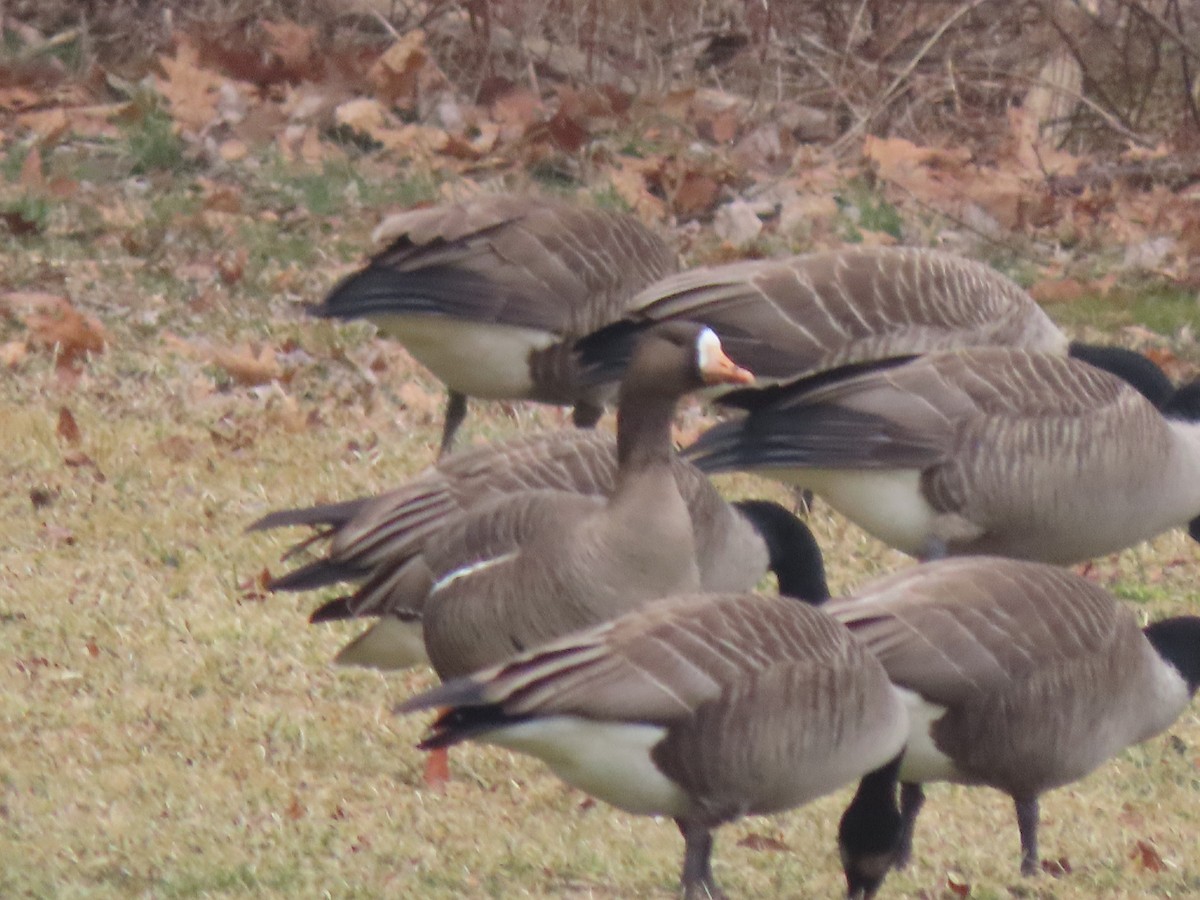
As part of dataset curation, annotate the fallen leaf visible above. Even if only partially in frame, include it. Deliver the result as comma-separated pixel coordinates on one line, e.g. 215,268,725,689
18,294,107,370
1041,856,1072,877
736,832,790,852
0,208,43,236
237,568,271,602
945,871,970,897
1029,277,1086,304
56,406,82,446
370,31,429,110
284,796,306,820
1132,839,1164,872
29,486,56,509
85,641,100,658
16,108,70,145
217,248,247,285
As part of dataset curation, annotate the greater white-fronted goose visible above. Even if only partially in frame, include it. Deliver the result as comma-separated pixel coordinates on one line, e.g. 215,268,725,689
593,246,1176,405
249,431,824,671
415,321,753,680
684,347,1200,563
824,556,1200,875
398,591,909,900
310,194,679,454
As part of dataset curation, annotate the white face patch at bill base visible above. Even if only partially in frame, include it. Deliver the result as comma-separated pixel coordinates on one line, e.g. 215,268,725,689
695,327,723,372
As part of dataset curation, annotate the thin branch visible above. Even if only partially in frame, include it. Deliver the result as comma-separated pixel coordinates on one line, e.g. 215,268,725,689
828,0,994,156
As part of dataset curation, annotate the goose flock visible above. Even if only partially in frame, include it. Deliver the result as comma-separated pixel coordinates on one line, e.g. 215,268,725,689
251,193,1200,898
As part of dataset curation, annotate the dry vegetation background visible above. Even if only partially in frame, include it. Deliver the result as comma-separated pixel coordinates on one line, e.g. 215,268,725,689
1,1,1199,897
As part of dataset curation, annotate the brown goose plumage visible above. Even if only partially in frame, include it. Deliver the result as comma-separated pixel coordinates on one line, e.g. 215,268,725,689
399,591,909,899
249,429,793,670
417,322,753,679
824,556,1200,875
621,247,1068,383
685,347,1200,563
312,194,679,454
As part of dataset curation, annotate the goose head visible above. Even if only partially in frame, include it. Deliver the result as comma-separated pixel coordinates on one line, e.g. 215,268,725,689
619,322,754,398
838,752,905,899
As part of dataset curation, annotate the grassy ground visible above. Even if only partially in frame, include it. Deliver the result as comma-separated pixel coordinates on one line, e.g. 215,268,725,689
2,140,1199,898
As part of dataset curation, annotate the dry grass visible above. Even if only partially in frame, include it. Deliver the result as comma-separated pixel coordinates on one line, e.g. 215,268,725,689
1,151,1199,898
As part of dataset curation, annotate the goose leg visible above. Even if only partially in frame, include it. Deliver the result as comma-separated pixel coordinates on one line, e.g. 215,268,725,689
1015,796,1040,876
676,819,725,899
438,392,468,459
895,782,925,869
572,400,604,429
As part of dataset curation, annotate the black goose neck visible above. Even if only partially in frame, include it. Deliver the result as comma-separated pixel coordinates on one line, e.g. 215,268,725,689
1068,342,1175,408
838,752,903,900
732,500,829,603
1144,616,1200,695
1163,379,1200,421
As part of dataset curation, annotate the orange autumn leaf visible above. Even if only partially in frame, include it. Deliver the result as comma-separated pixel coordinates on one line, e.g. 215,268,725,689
56,406,82,446
14,294,108,369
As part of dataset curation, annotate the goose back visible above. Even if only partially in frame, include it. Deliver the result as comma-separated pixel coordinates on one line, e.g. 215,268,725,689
825,557,1192,796
623,247,1068,382
686,348,1200,562
250,429,774,622
315,194,679,406
404,591,908,823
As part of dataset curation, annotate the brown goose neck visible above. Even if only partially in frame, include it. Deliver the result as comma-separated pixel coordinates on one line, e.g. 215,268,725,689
615,382,677,474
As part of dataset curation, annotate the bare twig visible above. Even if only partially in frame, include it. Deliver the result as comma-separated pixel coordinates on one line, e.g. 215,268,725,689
828,0,994,156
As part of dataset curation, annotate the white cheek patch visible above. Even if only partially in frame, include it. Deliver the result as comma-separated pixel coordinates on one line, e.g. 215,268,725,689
696,326,723,370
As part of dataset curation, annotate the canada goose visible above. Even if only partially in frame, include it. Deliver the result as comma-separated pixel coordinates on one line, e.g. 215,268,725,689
585,245,1176,404
397,591,909,899
823,556,1200,875
415,321,754,680
249,431,823,670
684,347,1200,563
310,194,679,455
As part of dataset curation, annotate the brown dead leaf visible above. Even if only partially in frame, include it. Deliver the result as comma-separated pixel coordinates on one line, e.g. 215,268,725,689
217,248,248,286
285,796,306,820
16,107,69,145
1029,277,1086,304
0,208,44,236
1040,856,1072,877
212,343,282,386
608,157,666,223
18,294,107,370
370,31,429,110
85,640,100,658
0,86,39,111
262,20,318,76
736,833,790,852
201,180,242,214
945,871,970,897
672,171,722,218
1132,839,1164,872
56,406,82,446
335,98,389,139
155,37,226,133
